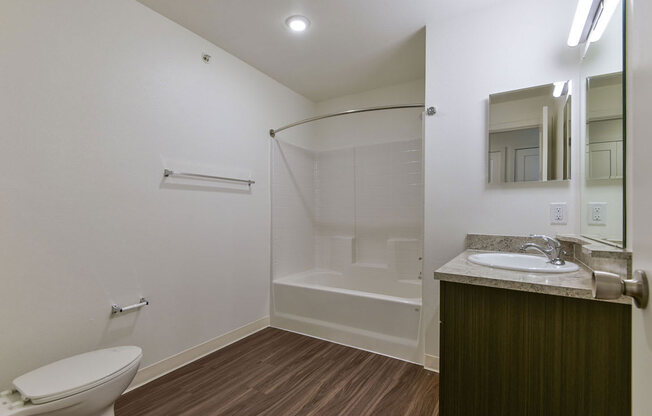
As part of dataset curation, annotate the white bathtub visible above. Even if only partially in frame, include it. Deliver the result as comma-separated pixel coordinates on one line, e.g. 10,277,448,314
272,269,422,363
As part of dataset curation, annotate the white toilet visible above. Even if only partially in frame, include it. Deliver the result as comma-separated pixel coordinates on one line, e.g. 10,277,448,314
0,346,142,416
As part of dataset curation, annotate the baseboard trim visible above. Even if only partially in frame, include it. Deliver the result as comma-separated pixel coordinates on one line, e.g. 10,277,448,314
424,354,439,373
126,316,270,392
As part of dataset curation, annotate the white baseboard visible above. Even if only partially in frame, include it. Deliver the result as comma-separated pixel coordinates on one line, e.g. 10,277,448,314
424,354,439,373
126,316,270,392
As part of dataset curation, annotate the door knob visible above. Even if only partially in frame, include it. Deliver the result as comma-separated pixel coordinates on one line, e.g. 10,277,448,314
592,270,649,308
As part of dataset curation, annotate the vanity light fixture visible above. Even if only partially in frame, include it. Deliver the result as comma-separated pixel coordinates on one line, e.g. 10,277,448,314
567,0,598,47
286,15,310,32
589,0,620,42
567,0,618,47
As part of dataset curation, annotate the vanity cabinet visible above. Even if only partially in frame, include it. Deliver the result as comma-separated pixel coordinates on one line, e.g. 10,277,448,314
439,281,631,416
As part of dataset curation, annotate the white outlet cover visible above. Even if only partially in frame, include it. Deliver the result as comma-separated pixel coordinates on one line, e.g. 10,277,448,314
550,202,568,225
588,202,607,225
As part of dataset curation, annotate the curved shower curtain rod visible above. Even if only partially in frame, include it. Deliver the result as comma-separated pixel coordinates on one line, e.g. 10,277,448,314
269,103,427,138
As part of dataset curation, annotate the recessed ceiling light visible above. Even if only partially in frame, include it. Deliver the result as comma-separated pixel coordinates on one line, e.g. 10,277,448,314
286,15,310,32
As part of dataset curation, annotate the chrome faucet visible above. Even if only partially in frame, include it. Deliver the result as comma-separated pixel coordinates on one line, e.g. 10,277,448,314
520,234,567,265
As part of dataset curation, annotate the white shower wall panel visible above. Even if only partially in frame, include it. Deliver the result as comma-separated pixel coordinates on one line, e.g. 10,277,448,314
271,141,316,278
314,148,356,269
273,138,423,277
354,139,423,266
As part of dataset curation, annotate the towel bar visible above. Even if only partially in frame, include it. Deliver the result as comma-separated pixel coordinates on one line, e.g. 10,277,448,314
112,297,149,314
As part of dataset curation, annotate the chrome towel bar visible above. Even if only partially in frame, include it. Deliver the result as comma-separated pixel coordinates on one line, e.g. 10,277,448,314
112,297,149,314
163,169,254,186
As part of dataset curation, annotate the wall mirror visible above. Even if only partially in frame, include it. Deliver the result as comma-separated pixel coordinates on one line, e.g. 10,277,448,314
579,1,624,247
488,82,572,183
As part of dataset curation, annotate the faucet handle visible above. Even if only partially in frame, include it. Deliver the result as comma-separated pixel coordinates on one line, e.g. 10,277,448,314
549,237,562,248
529,234,561,248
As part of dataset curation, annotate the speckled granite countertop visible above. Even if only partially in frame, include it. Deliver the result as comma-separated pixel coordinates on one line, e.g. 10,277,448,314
434,250,630,304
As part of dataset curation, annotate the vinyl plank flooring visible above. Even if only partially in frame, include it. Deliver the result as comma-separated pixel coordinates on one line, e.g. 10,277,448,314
116,327,438,416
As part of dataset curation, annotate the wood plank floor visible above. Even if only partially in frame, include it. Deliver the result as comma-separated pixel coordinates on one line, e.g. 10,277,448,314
116,327,439,416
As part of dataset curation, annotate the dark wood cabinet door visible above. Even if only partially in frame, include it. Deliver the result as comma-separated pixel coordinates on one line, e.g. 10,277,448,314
440,282,630,416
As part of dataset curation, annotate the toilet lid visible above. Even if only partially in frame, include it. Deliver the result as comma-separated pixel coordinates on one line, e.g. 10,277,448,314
12,346,142,404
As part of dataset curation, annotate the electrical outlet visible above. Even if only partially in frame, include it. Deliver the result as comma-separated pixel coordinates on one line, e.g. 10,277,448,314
550,203,567,225
588,202,607,225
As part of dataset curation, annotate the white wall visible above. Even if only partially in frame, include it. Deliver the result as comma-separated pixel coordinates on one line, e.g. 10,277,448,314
424,0,581,357
0,0,314,388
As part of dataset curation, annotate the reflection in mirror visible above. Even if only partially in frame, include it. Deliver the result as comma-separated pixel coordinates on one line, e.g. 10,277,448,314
582,72,623,246
488,83,572,183
586,73,623,180
579,1,624,247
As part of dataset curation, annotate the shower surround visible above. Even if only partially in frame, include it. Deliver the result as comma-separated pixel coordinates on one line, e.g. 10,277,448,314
271,137,423,362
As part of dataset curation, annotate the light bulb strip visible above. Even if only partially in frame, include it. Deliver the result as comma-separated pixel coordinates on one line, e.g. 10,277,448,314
567,0,603,47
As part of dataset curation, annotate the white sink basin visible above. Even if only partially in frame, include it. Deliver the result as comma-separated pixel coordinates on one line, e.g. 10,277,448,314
468,252,579,273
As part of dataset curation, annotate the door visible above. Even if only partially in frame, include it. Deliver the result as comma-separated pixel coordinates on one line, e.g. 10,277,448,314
514,147,540,182
488,150,504,183
628,0,652,414
587,142,623,179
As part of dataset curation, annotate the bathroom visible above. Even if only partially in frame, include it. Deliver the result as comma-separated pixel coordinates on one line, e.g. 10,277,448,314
1,0,651,415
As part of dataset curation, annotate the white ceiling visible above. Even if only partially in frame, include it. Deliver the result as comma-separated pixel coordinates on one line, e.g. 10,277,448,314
137,0,426,102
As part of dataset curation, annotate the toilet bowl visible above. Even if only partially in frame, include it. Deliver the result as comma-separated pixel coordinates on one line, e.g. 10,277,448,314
0,346,142,416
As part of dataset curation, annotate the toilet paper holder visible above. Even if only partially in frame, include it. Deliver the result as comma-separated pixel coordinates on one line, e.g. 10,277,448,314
592,270,648,308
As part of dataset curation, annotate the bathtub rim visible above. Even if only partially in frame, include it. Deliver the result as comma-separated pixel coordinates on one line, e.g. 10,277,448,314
274,270,422,307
